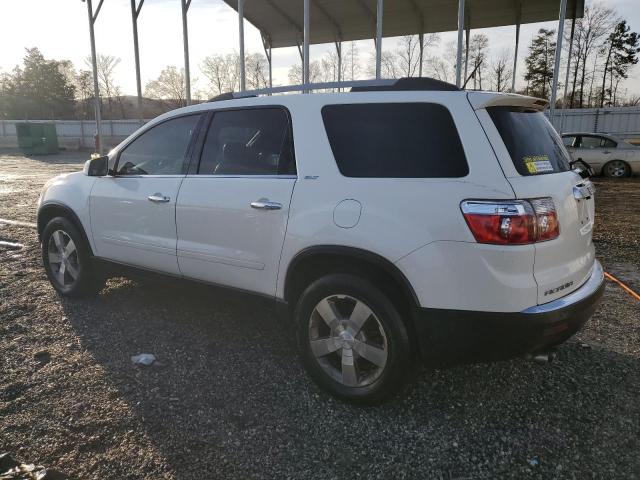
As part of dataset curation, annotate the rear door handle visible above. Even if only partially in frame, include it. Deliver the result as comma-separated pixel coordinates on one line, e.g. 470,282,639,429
250,200,282,210
148,193,170,203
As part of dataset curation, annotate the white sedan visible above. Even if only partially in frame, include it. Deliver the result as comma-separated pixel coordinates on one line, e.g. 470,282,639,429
562,132,640,177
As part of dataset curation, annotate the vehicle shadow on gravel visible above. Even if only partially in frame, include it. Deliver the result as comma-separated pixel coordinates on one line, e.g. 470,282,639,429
58,278,640,479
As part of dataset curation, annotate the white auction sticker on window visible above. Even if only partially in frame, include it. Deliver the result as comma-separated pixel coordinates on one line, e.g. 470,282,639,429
523,155,553,174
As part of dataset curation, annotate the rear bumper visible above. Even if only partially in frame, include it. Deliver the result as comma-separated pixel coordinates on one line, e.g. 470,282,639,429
413,260,605,365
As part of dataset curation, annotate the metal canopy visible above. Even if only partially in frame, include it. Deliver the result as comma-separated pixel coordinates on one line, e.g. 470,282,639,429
223,0,584,48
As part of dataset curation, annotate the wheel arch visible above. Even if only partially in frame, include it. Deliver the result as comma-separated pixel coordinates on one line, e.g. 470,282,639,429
284,245,420,311
37,202,93,255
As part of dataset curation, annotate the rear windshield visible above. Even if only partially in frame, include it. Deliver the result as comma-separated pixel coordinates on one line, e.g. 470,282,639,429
322,103,468,178
488,107,571,176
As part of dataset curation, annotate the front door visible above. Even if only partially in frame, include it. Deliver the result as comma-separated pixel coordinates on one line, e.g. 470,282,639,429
176,107,297,296
90,114,201,274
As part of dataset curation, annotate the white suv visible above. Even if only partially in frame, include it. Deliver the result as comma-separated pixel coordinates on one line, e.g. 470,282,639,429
38,78,604,403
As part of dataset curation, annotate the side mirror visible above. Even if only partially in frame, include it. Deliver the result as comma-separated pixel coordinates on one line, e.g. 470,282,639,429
83,155,109,176
570,159,595,179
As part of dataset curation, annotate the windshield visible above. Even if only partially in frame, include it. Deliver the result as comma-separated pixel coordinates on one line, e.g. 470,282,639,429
488,107,571,176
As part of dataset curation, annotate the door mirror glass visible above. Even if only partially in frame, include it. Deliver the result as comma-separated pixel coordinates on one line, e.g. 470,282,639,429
84,155,109,176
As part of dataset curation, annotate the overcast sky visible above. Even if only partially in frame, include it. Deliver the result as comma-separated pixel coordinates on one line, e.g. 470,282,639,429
1,0,639,97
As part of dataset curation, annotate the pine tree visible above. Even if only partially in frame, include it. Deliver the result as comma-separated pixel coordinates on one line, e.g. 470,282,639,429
600,21,640,107
524,29,556,99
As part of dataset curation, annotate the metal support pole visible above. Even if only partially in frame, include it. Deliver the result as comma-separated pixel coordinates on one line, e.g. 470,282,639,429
560,9,577,132
418,33,424,77
130,0,144,124
181,0,192,105
511,1,521,92
261,33,273,89
336,41,342,83
303,0,310,87
464,25,470,83
375,0,383,79
549,0,568,120
455,0,465,87
86,0,103,154
238,0,246,91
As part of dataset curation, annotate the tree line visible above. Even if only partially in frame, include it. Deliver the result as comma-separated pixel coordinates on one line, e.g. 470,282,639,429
1,3,638,121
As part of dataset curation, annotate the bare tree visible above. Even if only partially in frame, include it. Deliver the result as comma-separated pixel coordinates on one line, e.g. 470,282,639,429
426,41,458,83
201,53,239,95
366,50,401,79
489,49,513,92
320,51,346,83
288,61,322,84
567,3,615,107
344,42,361,80
86,54,122,118
245,53,269,89
467,34,489,89
145,66,186,109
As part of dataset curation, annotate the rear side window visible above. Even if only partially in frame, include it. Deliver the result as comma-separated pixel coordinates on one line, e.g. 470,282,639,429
199,108,295,175
488,107,570,176
321,103,468,178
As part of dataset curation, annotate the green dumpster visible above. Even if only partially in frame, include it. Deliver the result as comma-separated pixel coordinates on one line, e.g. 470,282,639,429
15,123,59,155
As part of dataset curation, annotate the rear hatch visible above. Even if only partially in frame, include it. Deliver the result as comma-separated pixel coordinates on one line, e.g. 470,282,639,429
471,93,596,305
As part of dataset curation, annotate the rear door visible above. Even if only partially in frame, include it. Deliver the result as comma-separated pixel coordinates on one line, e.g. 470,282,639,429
575,135,614,171
478,105,595,304
175,107,296,296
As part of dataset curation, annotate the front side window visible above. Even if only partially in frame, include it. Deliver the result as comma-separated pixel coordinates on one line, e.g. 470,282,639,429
488,107,570,176
321,103,468,178
562,136,576,147
602,138,617,148
116,114,200,175
198,108,295,175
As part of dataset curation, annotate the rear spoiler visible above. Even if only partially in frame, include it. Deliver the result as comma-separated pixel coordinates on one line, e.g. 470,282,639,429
467,92,549,112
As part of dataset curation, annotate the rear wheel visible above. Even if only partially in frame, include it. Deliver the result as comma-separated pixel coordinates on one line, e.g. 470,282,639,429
42,217,103,297
295,273,412,404
603,160,630,178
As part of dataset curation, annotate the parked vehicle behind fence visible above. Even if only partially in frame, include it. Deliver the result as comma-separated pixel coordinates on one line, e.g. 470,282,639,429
37,78,605,403
562,132,640,177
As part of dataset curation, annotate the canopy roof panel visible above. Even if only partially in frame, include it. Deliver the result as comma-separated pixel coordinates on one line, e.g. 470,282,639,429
224,0,584,49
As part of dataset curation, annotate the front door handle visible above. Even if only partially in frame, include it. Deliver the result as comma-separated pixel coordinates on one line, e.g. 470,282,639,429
148,193,170,203
250,200,282,210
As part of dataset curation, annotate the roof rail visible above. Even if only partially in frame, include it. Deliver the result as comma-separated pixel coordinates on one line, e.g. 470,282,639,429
207,77,460,102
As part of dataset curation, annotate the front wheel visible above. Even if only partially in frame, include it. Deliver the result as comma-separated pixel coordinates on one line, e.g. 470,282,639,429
42,217,104,297
295,273,412,404
603,160,630,178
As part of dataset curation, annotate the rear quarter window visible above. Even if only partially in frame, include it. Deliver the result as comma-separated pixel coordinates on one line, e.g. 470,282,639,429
488,107,570,176
321,103,468,178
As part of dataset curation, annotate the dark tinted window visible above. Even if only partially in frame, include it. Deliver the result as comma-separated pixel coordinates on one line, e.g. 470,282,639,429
488,107,570,176
199,108,295,175
602,137,617,148
117,114,200,175
321,103,468,178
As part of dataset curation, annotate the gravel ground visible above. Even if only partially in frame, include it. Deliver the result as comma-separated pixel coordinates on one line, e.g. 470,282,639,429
1,150,639,479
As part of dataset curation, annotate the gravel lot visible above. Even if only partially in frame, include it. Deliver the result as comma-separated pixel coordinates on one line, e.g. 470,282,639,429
1,150,639,479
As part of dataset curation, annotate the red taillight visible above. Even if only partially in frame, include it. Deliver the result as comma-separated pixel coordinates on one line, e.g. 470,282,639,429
461,198,559,245
529,198,560,241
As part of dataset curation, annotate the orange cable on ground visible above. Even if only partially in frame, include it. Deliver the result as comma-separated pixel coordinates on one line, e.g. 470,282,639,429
604,271,640,302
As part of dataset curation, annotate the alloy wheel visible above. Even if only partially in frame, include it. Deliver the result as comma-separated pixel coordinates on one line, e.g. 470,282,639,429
605,160,628,178
47,230,80,288
308,294,388,387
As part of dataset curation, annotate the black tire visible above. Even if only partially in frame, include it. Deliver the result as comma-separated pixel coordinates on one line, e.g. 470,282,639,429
602,160,630,178
295,273,412,404
42,216,104,297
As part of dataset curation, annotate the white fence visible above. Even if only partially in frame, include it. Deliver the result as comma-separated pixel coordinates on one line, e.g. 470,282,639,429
0,119,146,151
1,106,639,151
547,107,640,139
